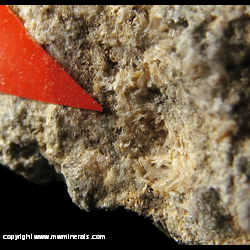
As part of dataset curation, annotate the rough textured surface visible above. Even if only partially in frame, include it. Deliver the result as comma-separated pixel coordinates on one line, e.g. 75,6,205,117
1,5,250,244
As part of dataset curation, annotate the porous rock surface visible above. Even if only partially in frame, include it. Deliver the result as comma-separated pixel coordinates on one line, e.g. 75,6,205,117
1,5,250,244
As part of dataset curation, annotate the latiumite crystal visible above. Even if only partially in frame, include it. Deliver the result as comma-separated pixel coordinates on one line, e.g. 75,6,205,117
0,5,250,244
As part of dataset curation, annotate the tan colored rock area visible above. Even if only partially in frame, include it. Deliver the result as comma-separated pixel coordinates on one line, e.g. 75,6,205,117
0,5,250,244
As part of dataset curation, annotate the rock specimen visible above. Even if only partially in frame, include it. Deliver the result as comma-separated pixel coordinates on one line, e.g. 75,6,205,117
0,5,250,244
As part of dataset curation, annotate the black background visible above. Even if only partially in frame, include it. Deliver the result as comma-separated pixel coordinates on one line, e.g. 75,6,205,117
0,165,178,246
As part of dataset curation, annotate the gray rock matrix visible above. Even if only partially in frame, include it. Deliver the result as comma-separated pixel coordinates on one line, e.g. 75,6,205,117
0,5,250,244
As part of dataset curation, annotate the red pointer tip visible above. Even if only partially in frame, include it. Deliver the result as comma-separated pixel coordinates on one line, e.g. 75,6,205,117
0,6,103,112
